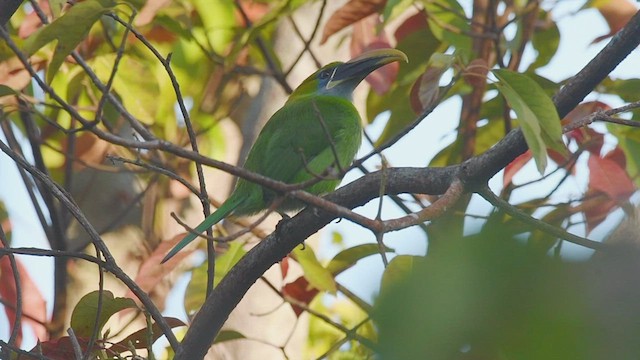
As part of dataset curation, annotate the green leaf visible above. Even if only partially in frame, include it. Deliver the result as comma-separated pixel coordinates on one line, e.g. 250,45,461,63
369,12,446,145
599,77,640,103
368,83,414,145
217,241,247,279
192,0,236,54
292,245,337,294
527,205,569,253
528,73,561,99
529,11,560,71
428,141,459,167
609,125,640,185
185,241,246,314
395,12,443,85
114,317,186,349
493,69,564,174
0,85,17,98
475,118,508,154
214,330,246,343
383,0,415,24
70,290,137,338
22,0,117,83
326,244,395,276
91,55,160,123
423,0,472,60
380,255,417,292
330,231,344,245
49,0,66,18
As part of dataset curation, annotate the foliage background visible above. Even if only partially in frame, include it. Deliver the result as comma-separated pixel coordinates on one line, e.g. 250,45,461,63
0,0,640,359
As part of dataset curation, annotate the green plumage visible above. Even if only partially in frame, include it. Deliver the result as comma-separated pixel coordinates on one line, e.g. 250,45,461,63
162,49,406,263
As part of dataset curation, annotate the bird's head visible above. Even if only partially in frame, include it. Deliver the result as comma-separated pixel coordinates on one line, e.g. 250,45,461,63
289,48,408,101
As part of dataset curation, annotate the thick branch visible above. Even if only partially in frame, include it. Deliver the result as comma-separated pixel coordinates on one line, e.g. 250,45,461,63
0,0,22,26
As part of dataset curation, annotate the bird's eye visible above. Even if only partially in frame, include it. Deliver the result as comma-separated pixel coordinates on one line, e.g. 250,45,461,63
318,70,331,80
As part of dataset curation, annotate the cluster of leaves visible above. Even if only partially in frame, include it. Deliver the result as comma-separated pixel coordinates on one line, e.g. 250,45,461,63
0,0,639,358
12,291,184,359
375,225,640,359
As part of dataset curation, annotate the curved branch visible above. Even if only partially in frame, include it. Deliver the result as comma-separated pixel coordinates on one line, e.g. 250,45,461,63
175,10,640,359
476,186,605,250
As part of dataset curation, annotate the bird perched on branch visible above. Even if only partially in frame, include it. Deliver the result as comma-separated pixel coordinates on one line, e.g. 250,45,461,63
162,48,407,263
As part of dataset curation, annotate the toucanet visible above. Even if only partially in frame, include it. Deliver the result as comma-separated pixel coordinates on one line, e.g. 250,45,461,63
162,48,407,263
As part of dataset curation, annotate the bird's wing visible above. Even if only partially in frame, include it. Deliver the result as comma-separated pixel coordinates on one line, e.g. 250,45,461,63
243,95,361,187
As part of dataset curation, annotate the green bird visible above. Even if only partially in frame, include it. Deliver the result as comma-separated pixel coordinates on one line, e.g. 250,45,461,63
162,48,407,263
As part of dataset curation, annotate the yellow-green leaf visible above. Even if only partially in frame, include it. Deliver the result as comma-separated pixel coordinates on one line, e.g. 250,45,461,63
0,85,17,97
292,245,337,294
22,0,117,83
185,241,246,315
214,330,246,344
493,69,564,174
383,0,414,24
380,255,416,292
91,55,161,124
70,290,137,338
423,0,472,60
327,243,394,276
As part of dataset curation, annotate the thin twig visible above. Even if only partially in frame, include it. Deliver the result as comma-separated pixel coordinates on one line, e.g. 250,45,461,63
284,0,326,74
312,100,345,173
0,340,49,360
354,77,457,167
375,158,389,267
0,140,180,350
477,186,606,251
0,225,22,353
107,155,201,196
233,0,293,93
67,328,84,359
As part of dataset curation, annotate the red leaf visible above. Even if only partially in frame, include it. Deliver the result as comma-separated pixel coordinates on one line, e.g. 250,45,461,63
503,151,532,187
548,148,573,169
282,276,319,317
124,234,194,302
18,0,50,39
321,0,386,44
235,0,270,27
38,336,99,360
140,26,177,43
604,146,626,169
134,0,171,26
350,15,398,94
562,103,611,152
562,101,611,126
112,317,186,350
566,127,605,155
0,244,48,345
62,132,110,170
394,11,427,42
409,67,443,114
463,59,489,88
579,190,617,233
588,153,636,202
593,0,637,42
280,256,290,279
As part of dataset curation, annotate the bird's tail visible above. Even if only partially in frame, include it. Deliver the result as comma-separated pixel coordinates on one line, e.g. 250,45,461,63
161,195,244,263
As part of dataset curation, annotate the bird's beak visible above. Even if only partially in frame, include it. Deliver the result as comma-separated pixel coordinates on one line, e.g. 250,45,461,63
326,48,408,90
